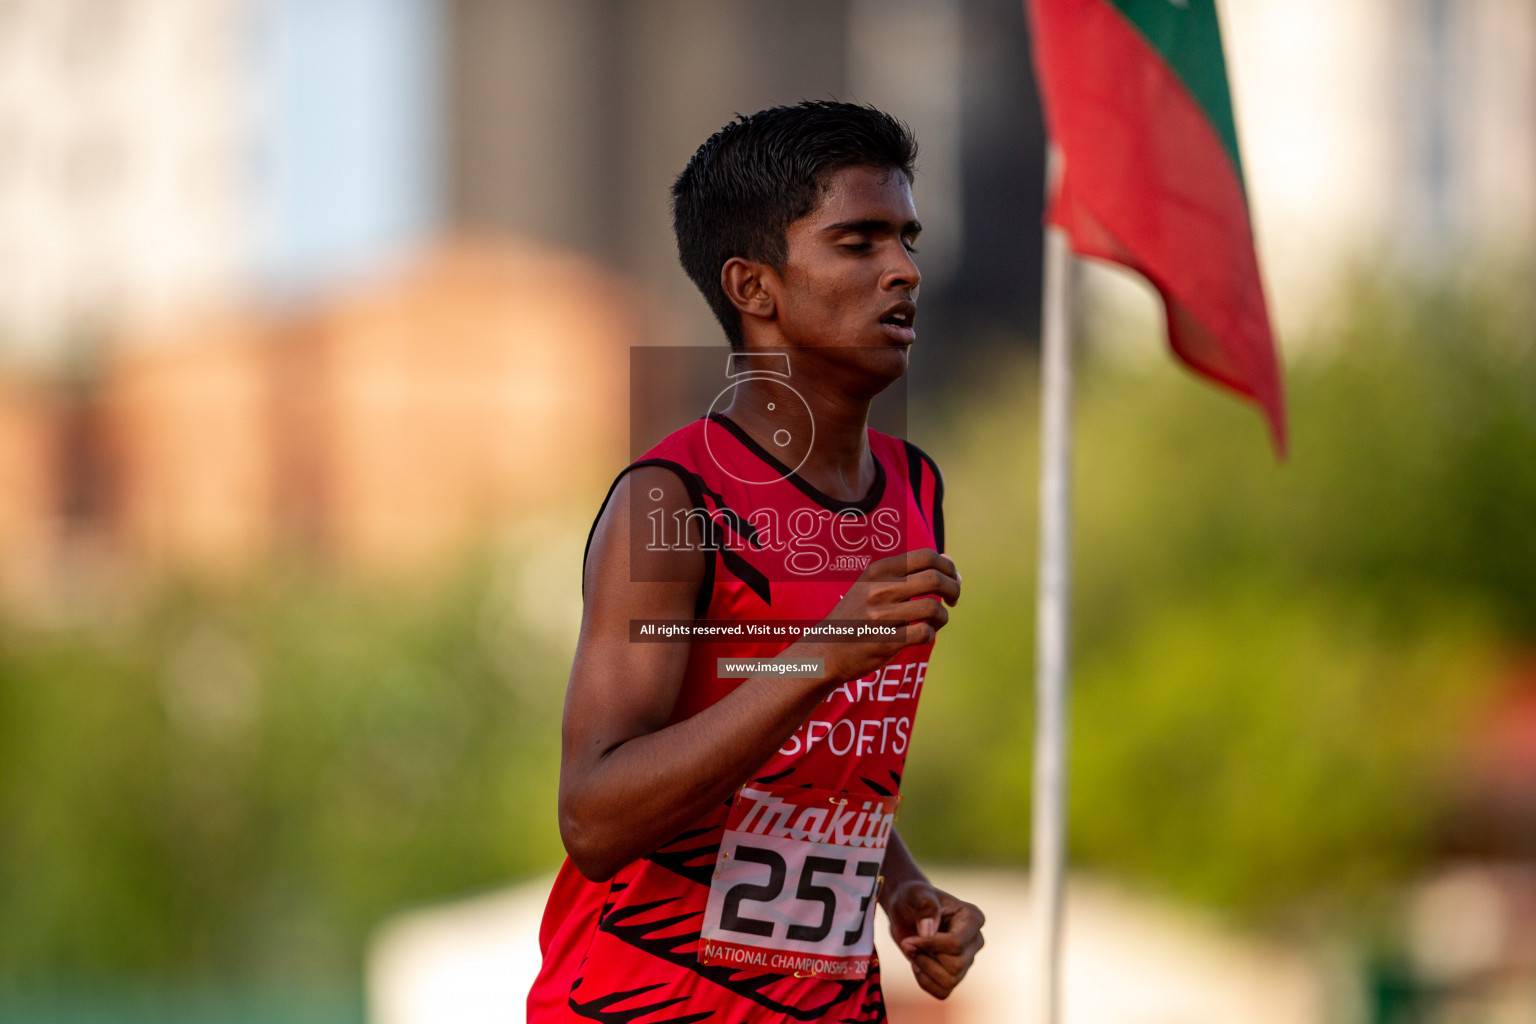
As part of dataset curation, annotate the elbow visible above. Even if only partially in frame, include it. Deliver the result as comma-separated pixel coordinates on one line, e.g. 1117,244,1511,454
561,830,619,884
559,799,626,883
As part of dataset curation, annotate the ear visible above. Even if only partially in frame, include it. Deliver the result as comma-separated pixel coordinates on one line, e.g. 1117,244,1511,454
720,257,778,323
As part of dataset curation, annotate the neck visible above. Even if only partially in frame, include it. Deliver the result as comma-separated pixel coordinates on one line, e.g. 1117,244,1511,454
722,373,875,503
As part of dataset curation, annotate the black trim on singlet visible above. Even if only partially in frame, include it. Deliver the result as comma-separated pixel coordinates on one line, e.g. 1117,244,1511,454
902,440,946,553
582,458,716,620
592,900,869,1021
707,413,886,515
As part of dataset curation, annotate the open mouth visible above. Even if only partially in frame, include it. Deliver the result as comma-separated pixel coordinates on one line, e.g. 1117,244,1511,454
880,301,917,334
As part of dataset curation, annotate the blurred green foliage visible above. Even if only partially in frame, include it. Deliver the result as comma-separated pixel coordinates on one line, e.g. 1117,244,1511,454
0,276,1532,993
0,556,569,986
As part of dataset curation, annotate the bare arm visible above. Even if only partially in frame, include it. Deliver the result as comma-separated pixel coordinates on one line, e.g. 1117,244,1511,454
557,465,961,881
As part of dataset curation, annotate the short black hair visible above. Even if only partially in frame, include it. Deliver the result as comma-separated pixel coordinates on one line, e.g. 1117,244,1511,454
671,100,918,349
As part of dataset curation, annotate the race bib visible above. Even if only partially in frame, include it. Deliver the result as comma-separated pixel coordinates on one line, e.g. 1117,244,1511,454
699,783,899,979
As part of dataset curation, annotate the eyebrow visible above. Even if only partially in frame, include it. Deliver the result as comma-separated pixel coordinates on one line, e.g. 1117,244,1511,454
822,217,923,237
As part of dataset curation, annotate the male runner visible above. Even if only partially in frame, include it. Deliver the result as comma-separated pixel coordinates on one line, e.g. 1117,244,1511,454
528,101,984,1022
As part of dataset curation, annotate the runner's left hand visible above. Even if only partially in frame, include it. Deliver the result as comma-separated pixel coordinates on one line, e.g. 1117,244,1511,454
885,880,985,1000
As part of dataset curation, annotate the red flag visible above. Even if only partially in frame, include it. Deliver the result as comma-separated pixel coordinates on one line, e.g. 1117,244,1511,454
1026,0,1287,456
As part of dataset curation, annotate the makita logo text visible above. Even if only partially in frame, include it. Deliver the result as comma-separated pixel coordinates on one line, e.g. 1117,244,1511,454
733,787,895,848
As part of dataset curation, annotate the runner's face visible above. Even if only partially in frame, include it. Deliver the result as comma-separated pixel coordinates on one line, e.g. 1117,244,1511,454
770,164,921,383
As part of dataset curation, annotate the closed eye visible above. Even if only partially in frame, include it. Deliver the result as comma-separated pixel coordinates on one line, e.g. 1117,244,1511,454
824,217,924,255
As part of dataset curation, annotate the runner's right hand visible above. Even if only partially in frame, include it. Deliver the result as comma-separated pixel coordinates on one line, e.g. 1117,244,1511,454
795,548,960,685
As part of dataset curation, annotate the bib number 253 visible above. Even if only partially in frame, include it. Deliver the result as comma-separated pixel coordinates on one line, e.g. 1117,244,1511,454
699,785,898,979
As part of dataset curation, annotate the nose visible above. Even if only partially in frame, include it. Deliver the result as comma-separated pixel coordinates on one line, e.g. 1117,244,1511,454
883,242,921,294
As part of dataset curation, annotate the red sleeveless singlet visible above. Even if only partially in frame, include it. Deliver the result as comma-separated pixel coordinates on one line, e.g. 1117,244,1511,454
528,412,945,1023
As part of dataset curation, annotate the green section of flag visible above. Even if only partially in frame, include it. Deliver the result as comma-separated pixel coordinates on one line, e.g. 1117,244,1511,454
1108,0,1244,177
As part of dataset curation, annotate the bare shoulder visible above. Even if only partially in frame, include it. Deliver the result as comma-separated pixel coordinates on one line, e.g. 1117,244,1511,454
583,463,708,602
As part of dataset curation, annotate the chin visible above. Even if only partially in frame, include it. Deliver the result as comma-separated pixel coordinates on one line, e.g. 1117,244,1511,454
848,346,910,398
789,340,909,397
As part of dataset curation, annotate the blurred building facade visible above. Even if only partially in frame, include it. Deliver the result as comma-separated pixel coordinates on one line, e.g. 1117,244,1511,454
0,0,441,369
0,0,249,364
4,0,1533,367
1227,0,1536,329
0,238,642,599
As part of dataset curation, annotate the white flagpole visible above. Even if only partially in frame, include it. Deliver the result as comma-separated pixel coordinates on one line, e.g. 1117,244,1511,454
1030,149,1076,1024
